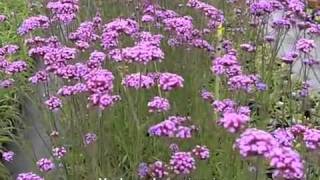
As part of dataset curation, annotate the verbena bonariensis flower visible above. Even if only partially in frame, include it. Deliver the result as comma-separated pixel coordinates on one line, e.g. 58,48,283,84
169,151,196,175
190,38,214,52
36,158,55,172
211,53,242,77
86,51,106,69
271,18,291,29
43,47,77,70
0,15,6,22
175,126,194,139
287,0,305,14
307,23,320,36
148,116,194,138
212,99,236,114
5,60,28,75
137,162,149,178
200,89,214,103
47,0,79,24
268,147,304,180
1,44,19,55
101,18,139,49
303,128,320,150
84,69,114,94
52,146,67,159
249,0,274,16
0,58,9,70
88,93,121,110
240,43,256,52
234,128,279,158
17,15,50,35
148,161,169,178
57,83,88,96
280,51,299,64
0,79,14,89
16,172,44,180
227,74,258,93
289,124,308,137
192,145,210,160
299,81,310,97
186,0,224,31
108,32,164,64
45,96,62,111
69,20,100,50
29,70,49,84
272,128,295,147
158,72,184,91
148,96,170,113
2,151,14,162
122,73,155,89
55,63,88,80
296,38,315,54
84,132,97,145
162,16,194,42
217,112,250,133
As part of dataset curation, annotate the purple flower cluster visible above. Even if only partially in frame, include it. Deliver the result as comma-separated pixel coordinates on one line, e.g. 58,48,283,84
45,96,62,111
217,112,250,133
272,128,295,147
57,83,87,96
88,93,121,110
169,151,196,175
192,145,210,160
0,15,6,22
47,0,79,24
84,132,97,145
227,74,258,92
147,96,170,113
17,15,50,35
186,0,224,31
0,79,14,89
234,128,279,158
28,71,48,84
211,53,242,77
84,69,114,94
101,18,139,50
36,158,55,172
303,128,320,150
268,147,304,179
52,146,67,159
69,21,100,50
87,51,106,69
200,89,215,103
2,151,14,162
158,72,184,91
280,51,299,64
296,38,315,54
16,172,43,180
148,116,196,139
108,32,164,64
122,73,155,89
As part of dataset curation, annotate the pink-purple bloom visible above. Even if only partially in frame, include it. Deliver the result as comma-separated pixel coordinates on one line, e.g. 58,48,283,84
2,151,14,162
17,15,50,35
192,145,210,160
16,172,43,180
45,96,62,111
169,151,196,175
158,73,184,91
148,96,170,113
52,146,67,159
296,38,315,54
36,158,55,172
84,132,97,145
217,112,250,133
122,73,155,89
